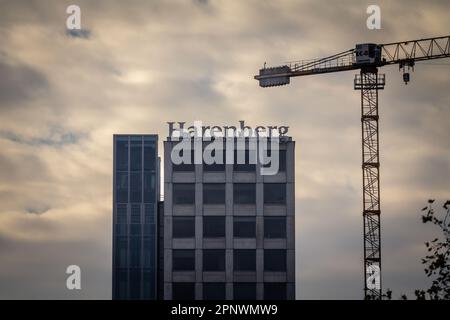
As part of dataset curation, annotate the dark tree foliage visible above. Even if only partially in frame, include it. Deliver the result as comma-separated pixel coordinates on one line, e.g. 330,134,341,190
384,199,450,300
415,199,450,299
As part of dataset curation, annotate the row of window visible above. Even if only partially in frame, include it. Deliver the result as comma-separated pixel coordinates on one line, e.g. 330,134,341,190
173,216,286,239
114,268,156,300
115,172,156,203
172,249,287,272
173,149,287,173
173,183,287,205
115,204,155,224
115,139,157,172
114,223,156,236
172,282,287,300
114,236,156,268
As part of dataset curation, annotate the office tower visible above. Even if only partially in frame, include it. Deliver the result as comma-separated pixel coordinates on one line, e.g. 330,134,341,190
112,135,159,299
163,136,295,300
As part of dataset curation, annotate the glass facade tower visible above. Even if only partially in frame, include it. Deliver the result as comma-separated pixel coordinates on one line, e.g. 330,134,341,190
112,135,159,300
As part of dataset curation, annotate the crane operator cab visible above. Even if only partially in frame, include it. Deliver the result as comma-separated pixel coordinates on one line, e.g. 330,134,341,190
354,43,382,65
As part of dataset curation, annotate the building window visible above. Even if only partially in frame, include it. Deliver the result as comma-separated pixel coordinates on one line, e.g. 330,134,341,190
203,183,225,204
263,150,286,172
233,216,256,238
203,143,225,172
116,204,127,224
115,237,127,268
143,142,156,172
264,217,286,238
234,283,256,300
143,237,155,269
115,223,127,236
264,183,286,204
172,283,195,300
130,224,141,236
264,250,286,272
115,269,128,299
130,204,141,223
144,204,154,224
264,283,287,300
143,223,154,236
203,283,225,300
130,172,142,203
203,216,225,238
173,183,195,205
203,250,225,271
130,139,142,171
129,268,141,299
116,172,128,203
130,237,141,267
143,172,155,203
234,249,256,271
234,149,256,172
115,139,128,171
173,249,195,271
279,150,287,172
173,216,195,238
233,183,256,204
172,144,195,172
143,269,156,299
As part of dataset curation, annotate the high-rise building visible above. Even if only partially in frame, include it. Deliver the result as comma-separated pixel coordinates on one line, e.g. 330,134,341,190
112,135,159,300
163,136,295,300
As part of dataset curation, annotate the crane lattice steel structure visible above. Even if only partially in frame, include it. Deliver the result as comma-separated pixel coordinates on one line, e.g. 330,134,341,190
255,35,450,299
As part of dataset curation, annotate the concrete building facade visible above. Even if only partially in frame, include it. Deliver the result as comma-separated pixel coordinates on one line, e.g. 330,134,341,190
163,137,295,300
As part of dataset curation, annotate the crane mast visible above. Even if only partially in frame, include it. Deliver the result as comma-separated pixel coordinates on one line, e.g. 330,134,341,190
254,35,450,299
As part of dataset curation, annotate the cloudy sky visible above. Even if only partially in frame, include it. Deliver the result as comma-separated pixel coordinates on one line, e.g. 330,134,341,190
0,0,449,299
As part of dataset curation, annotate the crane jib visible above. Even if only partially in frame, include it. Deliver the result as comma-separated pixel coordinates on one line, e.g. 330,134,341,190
256,35,450,86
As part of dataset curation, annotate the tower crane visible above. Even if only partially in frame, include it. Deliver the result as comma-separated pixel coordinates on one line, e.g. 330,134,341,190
254,35,450,299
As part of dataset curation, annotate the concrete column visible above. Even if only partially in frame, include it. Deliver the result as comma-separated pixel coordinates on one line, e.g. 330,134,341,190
164,216,173,249
196,249,202,282
286,182,295,216
164,141,173,182
256,182,264,216
226,282,233,300
195,216,203,249
286,141,295,183
195,182,203,216
287,282,296,300
164,183,172,216
226,215,233,249
286,216,295,249
226,249,233,282
164,283,172,300
287,249,295,283
195,282,202,300
257,282,264,300
256,248,264,283
256,216,264,249
164,248,172,282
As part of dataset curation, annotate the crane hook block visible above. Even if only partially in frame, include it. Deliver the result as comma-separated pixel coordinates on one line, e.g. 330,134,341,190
403,72,410,84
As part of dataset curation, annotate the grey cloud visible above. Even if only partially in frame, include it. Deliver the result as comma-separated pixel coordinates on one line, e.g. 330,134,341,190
25,205,51,215
66,29,91,39
194,0,208,5
0,61,48,106
0,128,83,147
